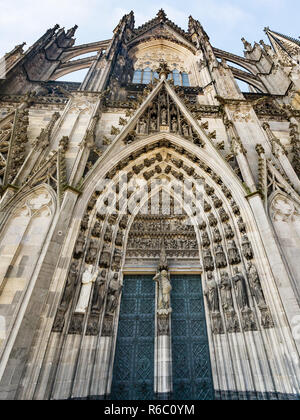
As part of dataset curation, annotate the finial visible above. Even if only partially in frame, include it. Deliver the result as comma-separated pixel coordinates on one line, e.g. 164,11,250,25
241,37,252,51
264,27,270,34
157,9,167,21
155,60,171,80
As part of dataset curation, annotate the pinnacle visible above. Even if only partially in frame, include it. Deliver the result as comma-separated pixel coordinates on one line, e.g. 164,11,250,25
157,9,167,21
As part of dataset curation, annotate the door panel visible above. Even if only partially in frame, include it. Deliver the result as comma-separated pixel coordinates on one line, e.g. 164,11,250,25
110,275,155,400
171,275,214,400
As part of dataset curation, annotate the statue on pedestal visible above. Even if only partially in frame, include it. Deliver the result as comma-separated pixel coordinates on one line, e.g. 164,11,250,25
75,265,98,314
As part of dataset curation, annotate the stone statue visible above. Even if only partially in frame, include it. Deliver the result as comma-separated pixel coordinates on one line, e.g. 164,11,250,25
91,269,106,314
208,213,218,227
228,240,241,265
242,235,254,260
204,272,220,313
60,262,78,311
139,118,147,134
74,231,85,258
161,108,167,125
247,262,266,308
219,272,234,311
182,123,189,137
75,265,98,314
237,217,246,233
203,249,214,271
171,117,178,132
215,245,227,269
224,223,234,239
106,274,122,315
232,267,249,310
213,228,222,243
153,269,172,311
201,230,210,248
219,207,229,223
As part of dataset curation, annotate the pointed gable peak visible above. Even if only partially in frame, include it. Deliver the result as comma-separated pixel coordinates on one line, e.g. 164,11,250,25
156,9,167,22
264,27,300,58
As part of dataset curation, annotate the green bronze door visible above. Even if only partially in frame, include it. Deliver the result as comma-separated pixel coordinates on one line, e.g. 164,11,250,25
171,275,215,400
110,275,155,400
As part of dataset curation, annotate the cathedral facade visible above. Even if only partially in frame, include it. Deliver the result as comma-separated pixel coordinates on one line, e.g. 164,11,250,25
0,9,300,400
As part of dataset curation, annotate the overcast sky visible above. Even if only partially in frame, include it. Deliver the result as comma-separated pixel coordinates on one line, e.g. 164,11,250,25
0,0,299,82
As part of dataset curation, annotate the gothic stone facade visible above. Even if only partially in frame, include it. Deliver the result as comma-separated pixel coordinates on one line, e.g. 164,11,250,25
0,10,300,400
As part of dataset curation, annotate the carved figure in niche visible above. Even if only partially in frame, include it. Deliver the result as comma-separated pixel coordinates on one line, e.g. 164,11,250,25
115,232,123,247
60,262,78,311
161,108,167,125
182,123,189,137
85,239,98,264
153,270,172,311
208,213,218,227
92,221,101,238
81,214,89,231
52,262,79,332
104,226,113,243
201,230,210,248
119,215,128,229
106,274,122,315
204,272,220,313
213,228,222,243
204,201,212,212
227,240,241,265
199,220,207,230
139,118,147,134
237,217,246,233
219,208,229,223
230,200,240,215
212,194,222,208
203,249,214,271
171,117,178,132
99,247,111,268
74,231,85,259
242,235,254,260
91,269,106,314
75,265,99,314
150,117,157,131
224,223,234,239
215,245,227,269
219,271,234,311
232,267,249,310
247,262,266,309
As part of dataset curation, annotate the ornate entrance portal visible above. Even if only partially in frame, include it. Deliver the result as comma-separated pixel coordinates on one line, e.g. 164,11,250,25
110,273,214,400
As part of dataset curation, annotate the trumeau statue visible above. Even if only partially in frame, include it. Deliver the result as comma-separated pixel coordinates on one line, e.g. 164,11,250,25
75,265,99,314
154,269,172,311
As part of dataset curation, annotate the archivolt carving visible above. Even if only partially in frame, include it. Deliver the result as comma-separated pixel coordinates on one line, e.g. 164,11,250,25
52,139,274,337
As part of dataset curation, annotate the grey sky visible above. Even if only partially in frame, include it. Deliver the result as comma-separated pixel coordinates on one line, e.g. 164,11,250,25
0,0,299,82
